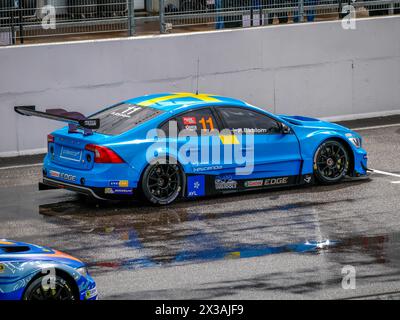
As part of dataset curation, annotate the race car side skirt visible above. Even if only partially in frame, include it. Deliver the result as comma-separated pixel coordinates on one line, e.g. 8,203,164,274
186,173,315,198
41,174,316,201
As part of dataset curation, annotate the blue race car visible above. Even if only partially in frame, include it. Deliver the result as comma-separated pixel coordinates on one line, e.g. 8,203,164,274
15,92,368,205
0,239,97,300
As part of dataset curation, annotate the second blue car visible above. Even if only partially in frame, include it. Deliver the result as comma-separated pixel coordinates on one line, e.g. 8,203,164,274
0,239,97,300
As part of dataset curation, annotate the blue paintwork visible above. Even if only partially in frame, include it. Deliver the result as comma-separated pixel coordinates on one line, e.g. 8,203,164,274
42,93,368,199
0,240,97,300
279,115,367,176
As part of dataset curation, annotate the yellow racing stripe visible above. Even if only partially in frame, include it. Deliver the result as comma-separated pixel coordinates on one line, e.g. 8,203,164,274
137,93,220,107
226,251,241,259
0,241,14,245
219,135,240,145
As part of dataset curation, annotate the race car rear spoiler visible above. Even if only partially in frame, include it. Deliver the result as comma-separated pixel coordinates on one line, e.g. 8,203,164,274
14,105,100,135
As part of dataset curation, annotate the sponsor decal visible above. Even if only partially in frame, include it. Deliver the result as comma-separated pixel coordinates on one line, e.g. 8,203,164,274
187,175,205,197
193,165,223,172
0,264,4,273
232,128,269,134
104,188,133,195
184,125,197,131
183,116,197,125
110,180,129,187
60,173,76,182
304,175,312,183
215,175,237,190
63,149,80,157
61,147,81,160
244,180,264,188
264,177,289,186
49,170,76,182
86,287,98,299
111,106,142,118
83,119,98,127
49,170,60,178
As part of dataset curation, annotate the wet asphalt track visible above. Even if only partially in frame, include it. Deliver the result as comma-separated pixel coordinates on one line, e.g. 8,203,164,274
1,116,400,300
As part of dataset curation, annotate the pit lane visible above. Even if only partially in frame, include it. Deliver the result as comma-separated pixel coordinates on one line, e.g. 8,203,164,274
1,116,400,300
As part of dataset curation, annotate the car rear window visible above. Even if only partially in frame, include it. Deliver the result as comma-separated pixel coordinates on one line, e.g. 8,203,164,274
91,103,164,135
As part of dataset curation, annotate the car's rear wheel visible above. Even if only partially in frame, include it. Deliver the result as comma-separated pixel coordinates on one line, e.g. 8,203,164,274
140,161,183,205
23,275,77,300
314,140,349,184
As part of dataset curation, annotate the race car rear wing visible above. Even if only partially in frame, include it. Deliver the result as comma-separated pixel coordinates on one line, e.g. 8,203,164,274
14,105,100,135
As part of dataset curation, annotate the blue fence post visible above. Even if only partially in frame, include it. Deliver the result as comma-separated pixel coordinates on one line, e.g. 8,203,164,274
216,0,224,29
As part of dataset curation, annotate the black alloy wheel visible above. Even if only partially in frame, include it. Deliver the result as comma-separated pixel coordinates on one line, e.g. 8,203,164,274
141,162,183,205
23,275,76,301
314,140,349,184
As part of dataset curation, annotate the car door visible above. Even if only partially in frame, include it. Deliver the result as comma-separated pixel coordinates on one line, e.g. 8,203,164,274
160,107,224,196
160,107,225,169
215,106,302,180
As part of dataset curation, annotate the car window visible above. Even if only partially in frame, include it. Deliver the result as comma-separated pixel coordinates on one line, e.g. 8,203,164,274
218,107,281,134
90,103,164,135
175,108,219,133
160,118,177,137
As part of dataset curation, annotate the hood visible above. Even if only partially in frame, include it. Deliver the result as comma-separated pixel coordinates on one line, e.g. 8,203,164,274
279,115,351,133
0,239,84,268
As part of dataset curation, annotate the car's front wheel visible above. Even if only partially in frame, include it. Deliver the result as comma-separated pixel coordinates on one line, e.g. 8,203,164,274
140,161,183,205
23,275,77,300
314,140,349,184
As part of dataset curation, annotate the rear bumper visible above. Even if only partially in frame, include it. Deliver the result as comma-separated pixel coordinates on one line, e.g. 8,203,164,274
41,152,140,199
40,177,135,201
43,153,140,188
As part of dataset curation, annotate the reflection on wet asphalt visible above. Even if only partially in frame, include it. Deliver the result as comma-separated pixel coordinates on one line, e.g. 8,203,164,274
1,125,400,299
40,198,339,272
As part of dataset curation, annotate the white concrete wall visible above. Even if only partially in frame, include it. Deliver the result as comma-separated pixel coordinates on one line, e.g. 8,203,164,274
0,16,399,156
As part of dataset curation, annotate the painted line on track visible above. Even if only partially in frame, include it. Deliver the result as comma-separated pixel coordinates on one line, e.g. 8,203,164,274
0,163,42,170
370,169,400,180
351,123,400,131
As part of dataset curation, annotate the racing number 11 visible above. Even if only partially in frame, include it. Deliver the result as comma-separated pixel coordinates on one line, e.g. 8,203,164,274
199,117,215,130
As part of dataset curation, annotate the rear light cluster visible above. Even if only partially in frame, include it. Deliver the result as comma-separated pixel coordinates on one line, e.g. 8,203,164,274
85,144,124,163
47,134,54,155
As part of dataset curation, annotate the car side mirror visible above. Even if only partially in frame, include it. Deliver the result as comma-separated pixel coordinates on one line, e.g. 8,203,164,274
281,123,291,134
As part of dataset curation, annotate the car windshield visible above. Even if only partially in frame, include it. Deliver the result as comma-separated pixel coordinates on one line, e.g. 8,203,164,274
91,103,164,135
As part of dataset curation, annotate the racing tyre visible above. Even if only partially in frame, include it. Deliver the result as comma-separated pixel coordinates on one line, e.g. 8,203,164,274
23,275,77,300
140,161,183,205
313,140,349,184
